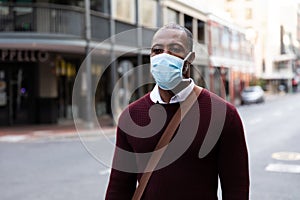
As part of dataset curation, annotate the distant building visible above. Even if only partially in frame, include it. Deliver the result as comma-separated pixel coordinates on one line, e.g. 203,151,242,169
224,0,300,93
206,13,254,104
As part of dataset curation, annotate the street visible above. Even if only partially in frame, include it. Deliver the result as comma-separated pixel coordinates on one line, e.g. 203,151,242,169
1,93,300,200
239,93,300,200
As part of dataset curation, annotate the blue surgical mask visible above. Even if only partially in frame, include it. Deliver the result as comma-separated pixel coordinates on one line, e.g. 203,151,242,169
150,53,190,90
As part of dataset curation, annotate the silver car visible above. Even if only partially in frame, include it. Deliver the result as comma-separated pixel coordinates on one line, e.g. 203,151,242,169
241,86,265,105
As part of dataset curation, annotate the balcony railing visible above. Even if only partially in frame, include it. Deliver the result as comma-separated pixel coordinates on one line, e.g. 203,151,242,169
0,3,114,41
0,3,87,37
0,2,156,47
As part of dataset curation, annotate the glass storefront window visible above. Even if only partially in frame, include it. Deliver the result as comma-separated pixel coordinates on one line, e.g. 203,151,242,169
138,0,157,28
112,0,136,24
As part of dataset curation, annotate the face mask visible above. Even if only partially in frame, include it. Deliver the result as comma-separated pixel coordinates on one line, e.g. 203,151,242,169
150,53,191,90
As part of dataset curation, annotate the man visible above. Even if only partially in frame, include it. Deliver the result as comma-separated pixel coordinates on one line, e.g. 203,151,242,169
105,23,249,200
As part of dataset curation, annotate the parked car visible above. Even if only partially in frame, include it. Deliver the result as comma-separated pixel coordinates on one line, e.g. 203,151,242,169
241,86,265,105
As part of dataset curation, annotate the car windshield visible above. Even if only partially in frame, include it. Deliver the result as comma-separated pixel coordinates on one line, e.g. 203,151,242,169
244,87,259,92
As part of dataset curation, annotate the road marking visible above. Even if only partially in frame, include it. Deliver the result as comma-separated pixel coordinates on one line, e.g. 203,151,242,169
99,169,111,175
265,163,300,174
0,135,27,142
272,152,300,161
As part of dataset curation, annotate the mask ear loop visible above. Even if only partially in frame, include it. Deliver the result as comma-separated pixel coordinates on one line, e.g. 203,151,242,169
182,52,193,74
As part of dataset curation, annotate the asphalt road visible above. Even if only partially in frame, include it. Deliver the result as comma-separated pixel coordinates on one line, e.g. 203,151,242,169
1,93,300,200
238,93,300,200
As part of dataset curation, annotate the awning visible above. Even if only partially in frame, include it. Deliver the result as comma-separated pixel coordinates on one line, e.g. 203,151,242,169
273,54,296,62
261,72,294,80
209,56,255,72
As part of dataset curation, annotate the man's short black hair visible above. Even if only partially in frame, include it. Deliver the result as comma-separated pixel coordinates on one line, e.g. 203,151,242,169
160,23,193,52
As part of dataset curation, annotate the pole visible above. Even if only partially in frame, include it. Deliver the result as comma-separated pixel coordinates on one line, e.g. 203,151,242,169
136,0,143,98
84,0,93,128
110,0,117,125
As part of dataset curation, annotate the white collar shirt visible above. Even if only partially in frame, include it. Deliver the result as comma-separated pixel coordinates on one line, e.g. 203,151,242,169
150,78,195,104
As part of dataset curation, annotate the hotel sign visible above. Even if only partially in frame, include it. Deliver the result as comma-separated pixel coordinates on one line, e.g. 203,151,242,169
0,49,49,62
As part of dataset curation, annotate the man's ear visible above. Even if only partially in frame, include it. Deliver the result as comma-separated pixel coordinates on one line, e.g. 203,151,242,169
183,52,195,76
186,52,195,64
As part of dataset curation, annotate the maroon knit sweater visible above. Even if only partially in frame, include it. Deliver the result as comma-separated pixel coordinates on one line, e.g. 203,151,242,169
105,89,249,200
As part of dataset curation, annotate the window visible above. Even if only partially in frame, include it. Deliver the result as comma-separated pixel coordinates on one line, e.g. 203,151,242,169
13,7,33,31
166,8,179,24
184,14,193,34
16,0,32,2
112,0,136,24
222,27,230,50
139,0,157,28
231,30,240,51
197,20,205,43
226,8,235,18
91,0,110,14
49,0,82,6
211,24,221,55
245,8,252,20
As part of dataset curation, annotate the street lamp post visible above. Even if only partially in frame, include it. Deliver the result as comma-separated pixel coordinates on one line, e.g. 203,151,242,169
84,0,93,128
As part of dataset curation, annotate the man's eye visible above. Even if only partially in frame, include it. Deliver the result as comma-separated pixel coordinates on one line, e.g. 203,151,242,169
152,48,164,54
169,47,182,53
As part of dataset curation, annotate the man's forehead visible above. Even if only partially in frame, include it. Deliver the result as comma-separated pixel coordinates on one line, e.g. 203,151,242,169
152,28,187,46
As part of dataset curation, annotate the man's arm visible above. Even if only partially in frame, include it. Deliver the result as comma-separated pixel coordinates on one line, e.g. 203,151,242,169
105,127,137,200
218,106,250,200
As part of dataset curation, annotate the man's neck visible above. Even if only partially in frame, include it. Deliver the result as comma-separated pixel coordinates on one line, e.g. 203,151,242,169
158,80,191,103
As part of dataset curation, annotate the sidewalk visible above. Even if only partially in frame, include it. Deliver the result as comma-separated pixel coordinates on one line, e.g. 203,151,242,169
0,116,117,142
1,92,297,142
264,90,300,101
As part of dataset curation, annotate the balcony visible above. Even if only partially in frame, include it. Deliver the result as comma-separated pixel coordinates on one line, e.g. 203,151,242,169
1,3,89,38
0,2,156,53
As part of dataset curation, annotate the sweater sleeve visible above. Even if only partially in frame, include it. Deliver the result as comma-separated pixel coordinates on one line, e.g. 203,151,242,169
218,106,250,200
105,126,137,200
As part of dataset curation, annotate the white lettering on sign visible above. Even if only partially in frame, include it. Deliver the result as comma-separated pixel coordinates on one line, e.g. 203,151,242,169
0,50,49,62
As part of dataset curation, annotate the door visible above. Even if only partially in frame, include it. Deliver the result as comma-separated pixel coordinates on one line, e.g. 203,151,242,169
0,63,36,125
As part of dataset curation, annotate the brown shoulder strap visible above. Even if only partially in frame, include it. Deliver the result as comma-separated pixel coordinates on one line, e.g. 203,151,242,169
132,86,202,200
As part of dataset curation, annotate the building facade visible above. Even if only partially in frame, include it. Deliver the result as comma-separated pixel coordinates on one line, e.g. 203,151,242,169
0,0,254,126
224,0,300,93
207,14,254,104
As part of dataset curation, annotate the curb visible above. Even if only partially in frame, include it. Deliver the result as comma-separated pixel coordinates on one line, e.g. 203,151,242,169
0,126,117,143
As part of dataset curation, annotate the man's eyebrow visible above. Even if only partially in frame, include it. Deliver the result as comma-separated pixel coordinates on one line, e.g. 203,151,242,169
151,43,184,47
151,44,163,48
168,43,185,47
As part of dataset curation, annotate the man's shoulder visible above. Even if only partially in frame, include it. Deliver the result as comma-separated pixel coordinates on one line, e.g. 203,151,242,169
128,93,152,109
199,88,237,112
